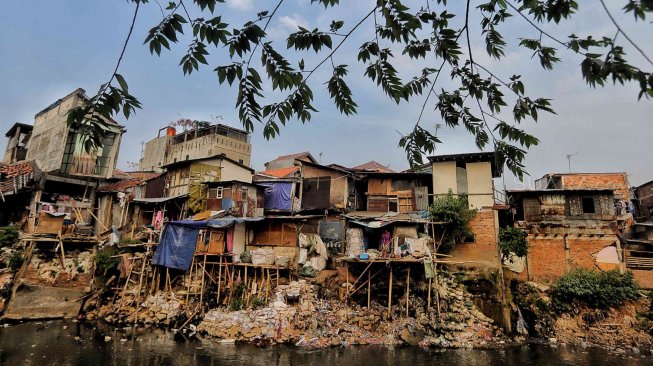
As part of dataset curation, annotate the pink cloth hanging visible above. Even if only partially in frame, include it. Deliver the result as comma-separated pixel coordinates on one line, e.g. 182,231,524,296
226,226,234,252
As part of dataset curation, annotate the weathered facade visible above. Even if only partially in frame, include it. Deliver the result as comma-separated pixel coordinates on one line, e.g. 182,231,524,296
204,180,264,217
164,155,254,214
535,172,630,201
635,180,653,219
506,188,621,282
26,89,122,179
139,124,252,172
428,152,503,268
365,172,431,213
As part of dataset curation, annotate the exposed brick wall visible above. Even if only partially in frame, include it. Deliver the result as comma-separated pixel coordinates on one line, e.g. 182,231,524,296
515,235,617,283
449,209,499,267
561,173,629,200
516,237,567,282
632,270,653,289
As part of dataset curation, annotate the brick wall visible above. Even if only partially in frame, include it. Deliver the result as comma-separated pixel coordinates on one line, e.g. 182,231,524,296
561,173,629,200
632,270,653,289
515,235,617,283
449,209,499,267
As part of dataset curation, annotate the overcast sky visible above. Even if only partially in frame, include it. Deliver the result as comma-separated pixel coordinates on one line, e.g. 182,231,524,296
1,0,651,187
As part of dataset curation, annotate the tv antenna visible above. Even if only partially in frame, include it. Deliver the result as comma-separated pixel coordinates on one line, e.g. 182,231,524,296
566,153,578,172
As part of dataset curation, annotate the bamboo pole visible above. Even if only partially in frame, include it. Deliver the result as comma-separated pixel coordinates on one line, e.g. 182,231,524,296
216,256,223,305
387,268,393,318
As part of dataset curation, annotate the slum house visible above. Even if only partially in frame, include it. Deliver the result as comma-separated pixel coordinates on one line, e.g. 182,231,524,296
95,171,165,240
139,124,252,173
429,152,504,268
162,153,255,217
505,188,622,283
254,154,361,257
2,89,124,320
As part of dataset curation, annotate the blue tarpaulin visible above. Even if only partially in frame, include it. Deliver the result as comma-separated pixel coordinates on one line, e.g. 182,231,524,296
152,220,205,271
153,217,265,271
259,182,293,210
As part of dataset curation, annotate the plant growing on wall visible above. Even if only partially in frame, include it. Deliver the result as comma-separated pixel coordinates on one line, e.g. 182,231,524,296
0,226,19,248
429,190,476,253
498,226,529,260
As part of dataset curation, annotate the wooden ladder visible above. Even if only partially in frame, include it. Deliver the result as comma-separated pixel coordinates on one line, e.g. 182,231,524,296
119,255,148,310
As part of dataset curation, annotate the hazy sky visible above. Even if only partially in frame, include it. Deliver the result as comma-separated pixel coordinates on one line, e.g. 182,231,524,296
1,1,651,187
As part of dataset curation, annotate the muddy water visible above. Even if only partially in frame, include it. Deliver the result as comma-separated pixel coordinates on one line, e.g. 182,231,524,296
0,320,650,365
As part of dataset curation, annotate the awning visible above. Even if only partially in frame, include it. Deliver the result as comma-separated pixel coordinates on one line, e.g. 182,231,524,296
132,194,188,204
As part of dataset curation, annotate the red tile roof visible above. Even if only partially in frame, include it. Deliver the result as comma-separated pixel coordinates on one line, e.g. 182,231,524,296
351,161,395,173
0,161,39,195
0,161,34,179
98,179,143,193
257,166,300,178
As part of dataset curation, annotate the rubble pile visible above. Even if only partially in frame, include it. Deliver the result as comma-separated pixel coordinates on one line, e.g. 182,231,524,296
196,274,506,348
92,293,183,325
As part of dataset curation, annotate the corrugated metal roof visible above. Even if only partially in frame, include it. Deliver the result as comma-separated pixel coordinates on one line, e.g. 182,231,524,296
351,161,395,173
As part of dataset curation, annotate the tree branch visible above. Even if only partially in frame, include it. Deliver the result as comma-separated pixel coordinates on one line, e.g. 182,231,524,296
599,0,653,67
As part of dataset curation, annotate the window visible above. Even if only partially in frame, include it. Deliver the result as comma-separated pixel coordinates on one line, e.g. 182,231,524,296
209,187,224,199
582,197,595,214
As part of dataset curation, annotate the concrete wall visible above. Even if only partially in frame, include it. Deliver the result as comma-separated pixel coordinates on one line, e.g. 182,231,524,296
466,162,494,209
164,133,251,167
433,160,494,209
432,161,458,195
139,136,169,172
26,93,83,173
25,90,122,179
220,159,253,183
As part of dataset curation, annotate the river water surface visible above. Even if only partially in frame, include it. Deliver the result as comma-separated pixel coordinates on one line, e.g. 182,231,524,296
0,320,650,365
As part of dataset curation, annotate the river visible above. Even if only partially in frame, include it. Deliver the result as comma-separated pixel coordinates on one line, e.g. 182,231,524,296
0,320,650,365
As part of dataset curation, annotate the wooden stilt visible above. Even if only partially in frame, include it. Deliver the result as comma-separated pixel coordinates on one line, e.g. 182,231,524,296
199,253,207,315
387,268,393,318
406,266,410,318
367,270,371,308
216,256,223,305
276,267,279,287
58,240,66,271
427,278,432,310
186,257,194,304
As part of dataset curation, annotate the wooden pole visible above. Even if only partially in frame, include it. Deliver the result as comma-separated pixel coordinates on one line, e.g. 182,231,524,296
216,256,223,305
427,278,432,310
58,240,66,271
367,270,371,308
387,267,393,318
405,266,410,318
199,253,207,315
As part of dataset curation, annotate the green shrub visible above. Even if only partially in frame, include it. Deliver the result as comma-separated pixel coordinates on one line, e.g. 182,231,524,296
429,190,477,252
8,251,23,271
498,226,529,259
0,226,19,248
552,269,639,312
95,249,120,274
